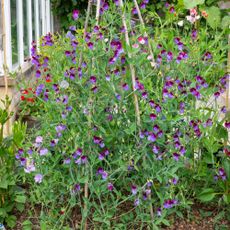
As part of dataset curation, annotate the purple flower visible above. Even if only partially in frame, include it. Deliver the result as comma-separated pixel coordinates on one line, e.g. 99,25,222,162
134,198,140,206
224,122,230,129
50,139,58,147
153,125,160,133
132,7,138,15
36,70,41,78
191,30,198,40
24,160,36,173
87,42,94,50
150,113,157,121
107,182,114,191
64,158,71,164
152,145,159,154
221,106,227,113
35,136,43,144
131,185,137,195
171,178,178,185
173,153,180,161
140,2,146,8
148,132,157,142
157,208,162,216
90,76,97,84
97,167,108,180
39,148,48,156
91,86,98,93
149,100,155,108
73,184,81,192
163,199,178,209
69,25,76,31
34,174,43,183
214,91,220,98
155,104,162,113
72,9,79,20
167,51,173,61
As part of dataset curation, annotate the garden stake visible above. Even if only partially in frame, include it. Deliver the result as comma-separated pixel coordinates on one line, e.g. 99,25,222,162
84,2,102,229
132,0,156,67
82,2,93,229
79,0,93,67
119,0,141,127
119,0,155,222
96,0,101,26
226,34,230,145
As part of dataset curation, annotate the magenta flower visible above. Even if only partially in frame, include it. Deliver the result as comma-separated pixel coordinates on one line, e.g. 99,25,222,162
224,122,230,129
72,9,79,20
169,6,175,13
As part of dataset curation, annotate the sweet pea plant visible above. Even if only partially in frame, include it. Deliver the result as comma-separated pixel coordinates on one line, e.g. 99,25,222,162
17,0,229,229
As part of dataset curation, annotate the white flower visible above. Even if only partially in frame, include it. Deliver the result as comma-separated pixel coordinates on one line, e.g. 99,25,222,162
104,38,109,43
147,55,153,60
60,80,69,89
178,20,184,27
186,15,200,24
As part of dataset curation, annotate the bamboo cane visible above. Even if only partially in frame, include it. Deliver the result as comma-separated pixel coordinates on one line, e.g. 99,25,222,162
132,0,156,67
79,0,93,67
226,34,230,145
83,2,101,229
2,0,10,135
118,0,141,127
95,0,101,26
119,0,154,222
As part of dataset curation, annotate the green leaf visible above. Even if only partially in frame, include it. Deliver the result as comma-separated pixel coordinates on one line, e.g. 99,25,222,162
0,179,8,189
124,123,136,135
198,188,216,202
15,195,26,204
221,16,230,29
6,215,17,228
183,0,204,9
22,220,33,230
206,6,221,29
162,219,170,226
16,202,25,212
223,194,230,204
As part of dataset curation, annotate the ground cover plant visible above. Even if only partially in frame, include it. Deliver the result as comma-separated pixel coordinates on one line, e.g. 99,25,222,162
11,0,230,229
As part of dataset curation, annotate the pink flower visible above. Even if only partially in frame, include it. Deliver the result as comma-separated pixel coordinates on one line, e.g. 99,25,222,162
138,37,145,45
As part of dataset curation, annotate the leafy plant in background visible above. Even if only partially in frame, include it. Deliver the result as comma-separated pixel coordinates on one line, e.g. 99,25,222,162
16,0,230,229
0,97,27,228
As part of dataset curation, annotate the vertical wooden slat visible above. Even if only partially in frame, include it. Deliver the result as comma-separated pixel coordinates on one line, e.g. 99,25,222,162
17,0,24,65
27,0,32,55
0,0,4,75
35,0,39,42
41,0,46,35
45,0,51,33
3,0,12,71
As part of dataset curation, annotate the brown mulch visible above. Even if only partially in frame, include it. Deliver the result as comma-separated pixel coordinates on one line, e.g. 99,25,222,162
13,203,230,230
